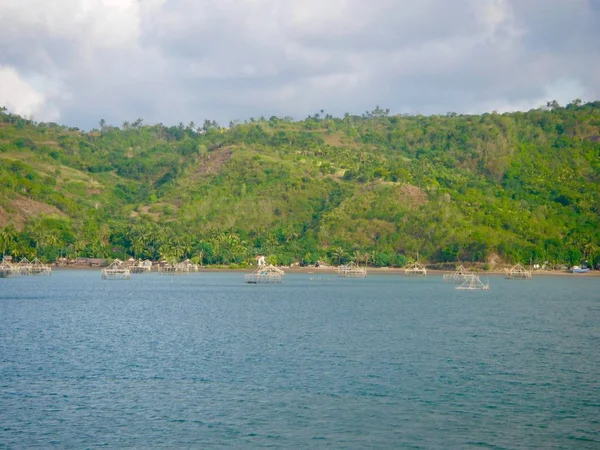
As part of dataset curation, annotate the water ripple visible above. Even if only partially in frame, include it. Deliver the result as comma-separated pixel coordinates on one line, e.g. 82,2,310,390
1,272,599,448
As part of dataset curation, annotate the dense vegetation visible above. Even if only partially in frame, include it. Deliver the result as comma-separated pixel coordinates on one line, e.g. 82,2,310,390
1,101,599,268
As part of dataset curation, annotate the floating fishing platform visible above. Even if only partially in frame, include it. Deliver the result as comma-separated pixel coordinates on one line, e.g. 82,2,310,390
244,264,284,284
157,259,193,275
337,261,367,278
16,257,33,276
443,265,469,282
404,262,427,276
456,274,490,290
29,258,52,276
129,259,152,273
0,257,51,277
179,259,200,272
505,263,532,279
101,259,131,280
0,258,18,278
157,261,179,275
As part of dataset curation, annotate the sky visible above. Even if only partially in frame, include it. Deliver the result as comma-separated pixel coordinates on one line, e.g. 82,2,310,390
1,0,599,130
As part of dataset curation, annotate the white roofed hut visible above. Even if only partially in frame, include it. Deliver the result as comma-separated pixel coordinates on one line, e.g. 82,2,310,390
505,263,532,280
158,261,179,275
156,258,187,275
179,259,200,272
29,258,52,276
337,261,367,278
130,259,152,273
102,259,131,280
245,264,284,284
404,262,427,276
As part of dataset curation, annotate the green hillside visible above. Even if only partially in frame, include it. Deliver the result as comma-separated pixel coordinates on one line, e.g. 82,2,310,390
1,102,599,268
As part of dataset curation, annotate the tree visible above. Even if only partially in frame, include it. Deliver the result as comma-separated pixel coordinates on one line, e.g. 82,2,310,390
0,225,18,256
331,246,345,265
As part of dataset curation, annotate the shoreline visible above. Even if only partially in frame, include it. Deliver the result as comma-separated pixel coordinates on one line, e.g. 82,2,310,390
51,265,599,277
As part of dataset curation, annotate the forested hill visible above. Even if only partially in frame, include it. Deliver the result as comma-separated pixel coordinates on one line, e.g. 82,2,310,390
1,102,599,268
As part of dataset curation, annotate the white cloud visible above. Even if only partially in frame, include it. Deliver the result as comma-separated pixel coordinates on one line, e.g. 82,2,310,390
0,0,141,47
0,66,60,121
0,0,598,128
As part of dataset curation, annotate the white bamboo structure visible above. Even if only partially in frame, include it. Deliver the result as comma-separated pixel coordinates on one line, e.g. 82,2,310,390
404,262,427,276
29,258,52,275
505,263,532,279
102,259,131,280
158,259,192,275
456,274,490,290
179,259,200,272
245,264,284,284
130,259,152,273
157,262,180,275
16,257,32,275
0,258,18,278
443,265,469,282
337,261,367,278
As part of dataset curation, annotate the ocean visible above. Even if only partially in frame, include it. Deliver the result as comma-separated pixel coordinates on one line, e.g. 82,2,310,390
1,271,599,448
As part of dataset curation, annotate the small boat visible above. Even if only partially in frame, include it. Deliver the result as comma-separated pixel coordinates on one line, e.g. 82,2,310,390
571,266,590,274
456,274,490,290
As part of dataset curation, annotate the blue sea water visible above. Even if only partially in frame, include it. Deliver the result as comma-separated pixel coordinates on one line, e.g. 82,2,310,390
1,271,599,449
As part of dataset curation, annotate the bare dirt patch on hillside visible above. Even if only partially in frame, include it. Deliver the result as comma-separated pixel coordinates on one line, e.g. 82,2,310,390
189,147,233,180
0,196,65,229
322,132,358,148
130,205,162,220
38,141,60,147
398,184,428,206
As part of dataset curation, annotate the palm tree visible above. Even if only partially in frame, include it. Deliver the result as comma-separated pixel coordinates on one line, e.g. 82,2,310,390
332,246,345,265
158,241,175,260
583,238,599,268
353,250,366,266
0,225,17,256
130,236,144,259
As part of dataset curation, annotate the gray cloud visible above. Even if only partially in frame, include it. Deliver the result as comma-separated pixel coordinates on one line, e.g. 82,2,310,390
0,0,598,129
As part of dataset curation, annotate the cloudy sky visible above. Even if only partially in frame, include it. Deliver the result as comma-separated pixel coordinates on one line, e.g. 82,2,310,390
1,0,599,129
